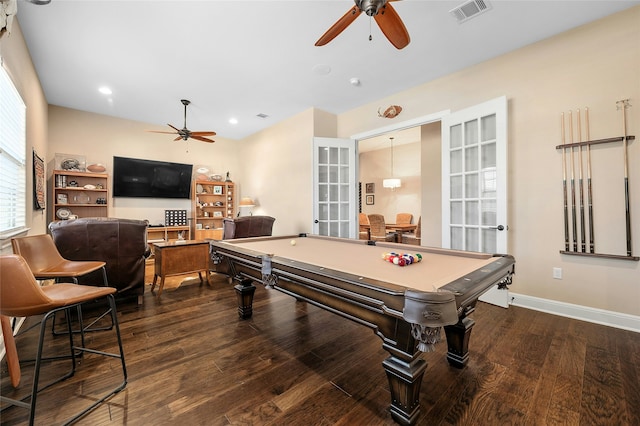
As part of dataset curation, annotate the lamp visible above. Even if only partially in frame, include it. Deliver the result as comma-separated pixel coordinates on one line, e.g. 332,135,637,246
383,136,402,189
238,197,255,216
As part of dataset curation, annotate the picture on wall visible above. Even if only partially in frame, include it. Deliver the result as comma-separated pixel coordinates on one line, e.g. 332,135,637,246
366,195,374,205
365,182,375,194
33,149,45,210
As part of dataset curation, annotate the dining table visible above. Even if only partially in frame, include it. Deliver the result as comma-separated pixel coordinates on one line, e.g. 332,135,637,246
360,223,417,242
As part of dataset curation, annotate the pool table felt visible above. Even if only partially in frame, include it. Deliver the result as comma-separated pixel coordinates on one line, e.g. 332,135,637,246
226,236,497,293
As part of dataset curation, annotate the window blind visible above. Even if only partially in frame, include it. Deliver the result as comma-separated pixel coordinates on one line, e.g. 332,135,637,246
0,64,26,235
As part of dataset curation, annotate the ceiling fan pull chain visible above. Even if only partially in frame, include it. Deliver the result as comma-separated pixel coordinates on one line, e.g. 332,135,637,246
369,16,373,41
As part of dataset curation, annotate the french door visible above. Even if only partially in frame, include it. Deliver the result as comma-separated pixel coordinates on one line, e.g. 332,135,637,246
312,137,358,238
441,96,508,254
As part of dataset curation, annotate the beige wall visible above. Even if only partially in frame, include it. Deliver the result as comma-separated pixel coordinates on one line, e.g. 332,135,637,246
339,8,640,316
4,7,639,318
0,21,49,241
47,106,241,226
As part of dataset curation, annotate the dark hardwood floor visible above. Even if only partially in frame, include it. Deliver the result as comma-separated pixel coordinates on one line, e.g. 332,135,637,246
2,268,639,425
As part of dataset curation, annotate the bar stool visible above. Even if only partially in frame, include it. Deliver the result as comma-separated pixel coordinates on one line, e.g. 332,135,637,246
11,234,112,333
0,254,127,426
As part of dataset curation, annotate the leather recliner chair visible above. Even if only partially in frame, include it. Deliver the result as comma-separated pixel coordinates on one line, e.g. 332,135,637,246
48,217,149,304
222,216,275,239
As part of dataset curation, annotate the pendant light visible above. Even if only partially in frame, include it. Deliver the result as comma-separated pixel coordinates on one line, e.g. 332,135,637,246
383,137,401,189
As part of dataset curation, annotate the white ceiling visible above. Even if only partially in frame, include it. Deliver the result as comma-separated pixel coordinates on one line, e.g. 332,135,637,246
14,0,640,143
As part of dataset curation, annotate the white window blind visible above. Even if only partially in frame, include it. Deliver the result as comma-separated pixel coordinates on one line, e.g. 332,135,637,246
0,64,27,235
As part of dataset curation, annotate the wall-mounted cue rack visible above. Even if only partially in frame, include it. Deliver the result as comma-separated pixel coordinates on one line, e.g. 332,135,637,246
556,102,638,261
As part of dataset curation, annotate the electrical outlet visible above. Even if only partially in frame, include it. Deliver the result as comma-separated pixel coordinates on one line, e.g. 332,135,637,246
553,267,562,279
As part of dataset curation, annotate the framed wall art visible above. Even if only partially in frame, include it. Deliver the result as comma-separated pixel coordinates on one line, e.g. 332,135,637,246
365,182,375,194
366,195,374,205
33,149,45,210
213,185,223,195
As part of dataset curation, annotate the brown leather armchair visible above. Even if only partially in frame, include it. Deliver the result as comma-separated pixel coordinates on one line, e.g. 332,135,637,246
222,216,275,239
48,217,149,303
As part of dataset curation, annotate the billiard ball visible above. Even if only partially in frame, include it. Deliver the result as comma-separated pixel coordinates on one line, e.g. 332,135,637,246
290,240,296,246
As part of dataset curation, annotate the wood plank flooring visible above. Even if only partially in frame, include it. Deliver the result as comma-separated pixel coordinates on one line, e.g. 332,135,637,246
1,268,639,425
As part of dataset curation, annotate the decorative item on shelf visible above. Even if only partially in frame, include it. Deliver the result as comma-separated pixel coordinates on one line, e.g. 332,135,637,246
95,183,104,190
196,184,204,194
165,209,187,226
68,180,78,187
87,163,106,173
83,184,96,190
225,171,232,182
96,197,107,204
213,211,223,217
56,207,72,220
72,193,90,204
57,193,68,205
210,174,222,181
55,153,86,171
383,137,402,189
213,185,223,195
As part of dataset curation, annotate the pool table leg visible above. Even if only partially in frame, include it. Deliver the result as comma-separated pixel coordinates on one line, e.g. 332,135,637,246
234,278,256,319
382,355,427,425
443,316,475,368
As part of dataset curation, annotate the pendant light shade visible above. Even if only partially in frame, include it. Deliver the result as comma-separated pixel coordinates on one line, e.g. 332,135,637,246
383,137,401,189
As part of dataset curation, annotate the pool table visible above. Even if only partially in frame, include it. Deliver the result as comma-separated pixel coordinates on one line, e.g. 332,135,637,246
209,234,515,425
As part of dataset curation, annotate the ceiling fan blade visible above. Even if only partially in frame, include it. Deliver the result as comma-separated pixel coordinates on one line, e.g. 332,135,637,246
174,136,184,142
374,2,410,49
190,135,215,143
315,5,362,46
190,131,217,136
167,123,181,132
147,130,178,134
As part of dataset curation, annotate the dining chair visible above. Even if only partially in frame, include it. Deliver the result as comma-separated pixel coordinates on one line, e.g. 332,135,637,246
0,254,127,426
402,216,422,246
11,234,112,333
359,213,370,240
367,214,395,242
395,213,413,225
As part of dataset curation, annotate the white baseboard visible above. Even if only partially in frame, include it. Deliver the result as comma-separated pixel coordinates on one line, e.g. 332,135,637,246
509,292,640,333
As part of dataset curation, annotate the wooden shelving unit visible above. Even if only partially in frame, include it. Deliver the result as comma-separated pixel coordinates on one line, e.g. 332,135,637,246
192,181,235,240
146,225,192,261
52,170,109,221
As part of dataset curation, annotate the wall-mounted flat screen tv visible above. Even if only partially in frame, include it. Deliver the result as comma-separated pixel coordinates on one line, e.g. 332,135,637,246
113,156,193,199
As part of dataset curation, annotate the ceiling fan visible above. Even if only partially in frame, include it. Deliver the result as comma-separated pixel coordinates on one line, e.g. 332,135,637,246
315,0,410,50
147,99,216,143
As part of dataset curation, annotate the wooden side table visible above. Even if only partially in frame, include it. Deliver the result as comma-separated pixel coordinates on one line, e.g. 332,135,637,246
151,240,210,297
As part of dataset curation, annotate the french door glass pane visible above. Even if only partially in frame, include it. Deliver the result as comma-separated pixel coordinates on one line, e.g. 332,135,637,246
319,184,328,201
450,150,462,173
451,175,463,199
482,142,496,168
481,199,496,226
318,147,328,164
481,114,496,141
465,173,478,198
482,228,497,253
450,124,462,148
465,200,479,225
466,228,479,251
465,120,478,146
451,227,463,250
451,201,463,224
465,146,478,172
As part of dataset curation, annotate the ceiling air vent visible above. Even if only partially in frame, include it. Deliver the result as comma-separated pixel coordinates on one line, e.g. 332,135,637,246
256,113,269,119
450,0,491,23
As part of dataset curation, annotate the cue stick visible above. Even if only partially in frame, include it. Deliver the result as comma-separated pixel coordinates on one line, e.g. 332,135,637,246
569,110,578,252
617,99,632,256
561,113,570,251
585,107,595,253
577,109,586,252
1,315,20,387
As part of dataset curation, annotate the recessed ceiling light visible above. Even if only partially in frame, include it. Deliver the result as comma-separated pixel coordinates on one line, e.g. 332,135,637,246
350,77,361,86
98,86,112,95
312,64,331,76
229,118,238,125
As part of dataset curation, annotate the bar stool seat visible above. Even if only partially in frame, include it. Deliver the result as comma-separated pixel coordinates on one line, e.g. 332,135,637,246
0,254,127,426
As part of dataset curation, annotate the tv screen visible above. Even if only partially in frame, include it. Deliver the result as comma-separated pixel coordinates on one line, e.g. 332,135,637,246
113,156,193,199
